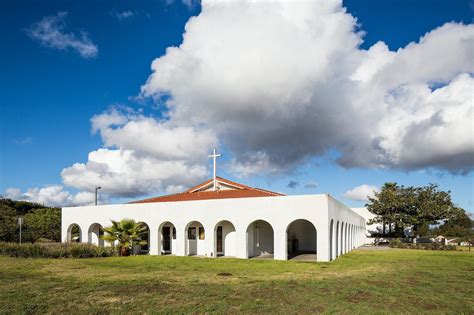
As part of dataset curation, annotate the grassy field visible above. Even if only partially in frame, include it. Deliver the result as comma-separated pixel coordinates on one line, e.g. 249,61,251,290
0,249,473,314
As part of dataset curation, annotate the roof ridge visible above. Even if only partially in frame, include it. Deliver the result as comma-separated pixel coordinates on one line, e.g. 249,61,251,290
252,187,285,196
130,176,283,204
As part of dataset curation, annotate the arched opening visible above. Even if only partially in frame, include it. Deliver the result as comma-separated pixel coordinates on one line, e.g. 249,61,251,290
351,225,354,250
246,220,274,259
158,221,176,255
185,221,205,256
329,219,334,261
67,224,81,243
214,220,236,257
133,222,150,255
286,219,317,260
88,223,104,247
346,224,351,253
335,221,339,258
349,225,352,250
340,222,344,255
344,223,348,254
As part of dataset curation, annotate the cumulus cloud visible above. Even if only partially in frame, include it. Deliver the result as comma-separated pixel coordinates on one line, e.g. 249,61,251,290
228,151,280,178
2,186,97,207
61,109,217,197
287,181,299,189
27,12,98,58
112,10,135,21
140,0,474,176
344,184,380,202
165,0,199,8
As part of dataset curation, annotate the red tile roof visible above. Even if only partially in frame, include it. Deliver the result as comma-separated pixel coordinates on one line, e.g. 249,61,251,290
131,176,284,204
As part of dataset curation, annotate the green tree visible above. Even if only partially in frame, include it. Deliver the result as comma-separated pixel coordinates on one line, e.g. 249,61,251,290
24,208,62,242
0,204,18,242
366,183,407,236
0,199,62,243
367,183,464,237
411,184,463,234
433,211,473,238
101,219,148,256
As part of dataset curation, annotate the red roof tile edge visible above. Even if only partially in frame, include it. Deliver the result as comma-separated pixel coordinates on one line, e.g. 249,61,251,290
130,177,284,204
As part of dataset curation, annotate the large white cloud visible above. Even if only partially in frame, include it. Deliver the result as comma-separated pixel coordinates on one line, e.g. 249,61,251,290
344,184,379,202
38,0,473,203
2,186,96,207
61,109,216,197
140,0,474,176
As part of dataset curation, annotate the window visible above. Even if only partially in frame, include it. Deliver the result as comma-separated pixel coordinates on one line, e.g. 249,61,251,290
199,227,205,240
188,227,196,240
172,227,176,240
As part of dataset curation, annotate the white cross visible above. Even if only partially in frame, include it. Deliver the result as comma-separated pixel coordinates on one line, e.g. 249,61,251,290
208,148,222,191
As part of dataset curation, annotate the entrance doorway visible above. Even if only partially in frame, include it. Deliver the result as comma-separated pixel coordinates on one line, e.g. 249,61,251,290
216,226,223,253
214,221,236,257
159,222,176,255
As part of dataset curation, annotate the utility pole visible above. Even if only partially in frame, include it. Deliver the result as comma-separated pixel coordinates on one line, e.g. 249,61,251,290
18,217,23,244
95,186,102,205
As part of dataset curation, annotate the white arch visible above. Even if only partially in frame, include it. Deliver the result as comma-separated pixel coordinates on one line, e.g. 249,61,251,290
346,224,349,253
329,219,334,261
348,224,351,251
87,223,104,247
246,220,274,259
67,223,82,243
286,219,317,260
158,221,176,255
335,221,339,258
135,222,150,255
214,220,236,257
339,221,344,256
185,221,205,256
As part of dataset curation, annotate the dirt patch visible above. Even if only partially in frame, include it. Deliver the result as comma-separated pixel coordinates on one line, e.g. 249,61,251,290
366,280,389,287
218,272,233,276
424,303,439,310
346,291,372,304
406,277,421,286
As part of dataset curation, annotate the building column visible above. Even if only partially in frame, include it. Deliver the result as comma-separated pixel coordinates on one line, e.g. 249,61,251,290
208,225,216,258
273,227,286,260
176,225,186,257
235,228,248,259
149,227,158,255
317,229,330,262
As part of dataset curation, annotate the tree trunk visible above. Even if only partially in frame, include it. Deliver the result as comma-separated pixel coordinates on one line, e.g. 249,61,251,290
121,246,130,256
382,221,386,236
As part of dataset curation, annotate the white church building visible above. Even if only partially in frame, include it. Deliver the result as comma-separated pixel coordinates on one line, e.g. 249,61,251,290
62,150,366,262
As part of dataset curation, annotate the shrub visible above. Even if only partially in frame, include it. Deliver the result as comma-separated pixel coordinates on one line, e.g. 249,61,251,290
0,242,117,258
389,239,456,251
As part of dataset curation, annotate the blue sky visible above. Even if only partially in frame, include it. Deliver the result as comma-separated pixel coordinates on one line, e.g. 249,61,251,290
0,0,473,212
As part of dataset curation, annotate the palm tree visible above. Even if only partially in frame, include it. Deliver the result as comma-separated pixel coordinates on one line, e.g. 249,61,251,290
101,219,148,256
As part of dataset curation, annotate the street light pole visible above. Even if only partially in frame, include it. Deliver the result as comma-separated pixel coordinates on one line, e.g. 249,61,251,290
18,217,23,244
95,186,102,206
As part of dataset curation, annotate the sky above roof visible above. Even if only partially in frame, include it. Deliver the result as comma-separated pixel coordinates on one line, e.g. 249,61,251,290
0,0,473,212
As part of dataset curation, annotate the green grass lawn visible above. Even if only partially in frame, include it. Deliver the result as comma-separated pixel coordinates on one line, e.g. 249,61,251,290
0,249,473,314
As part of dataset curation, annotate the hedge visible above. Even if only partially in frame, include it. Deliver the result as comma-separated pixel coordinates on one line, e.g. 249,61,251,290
0,242,117,258
389,239,457,251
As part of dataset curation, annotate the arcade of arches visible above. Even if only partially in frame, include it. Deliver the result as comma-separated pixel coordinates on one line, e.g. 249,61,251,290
68,218,362,261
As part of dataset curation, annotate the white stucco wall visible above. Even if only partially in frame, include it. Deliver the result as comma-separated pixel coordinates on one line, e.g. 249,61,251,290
351,207,381,243
62,194,366,262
